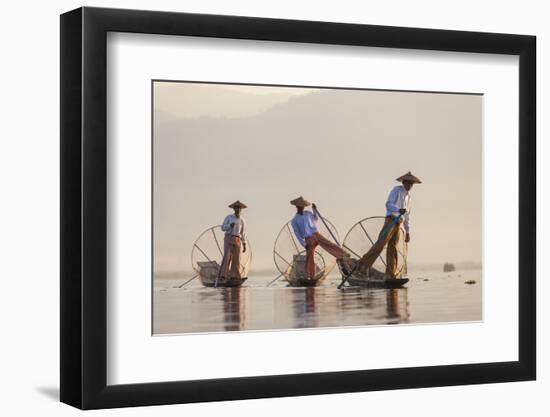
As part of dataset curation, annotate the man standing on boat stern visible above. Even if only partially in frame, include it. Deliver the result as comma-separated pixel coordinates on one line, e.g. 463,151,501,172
221,201,247,279
290,196,349,280
357,172,422,278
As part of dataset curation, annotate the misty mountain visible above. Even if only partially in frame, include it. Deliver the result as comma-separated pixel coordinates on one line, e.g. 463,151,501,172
153,88,482,273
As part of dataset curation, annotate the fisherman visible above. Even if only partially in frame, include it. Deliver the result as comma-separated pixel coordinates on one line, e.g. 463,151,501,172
357,171,421,278
220,200,247,279
290,196,350,280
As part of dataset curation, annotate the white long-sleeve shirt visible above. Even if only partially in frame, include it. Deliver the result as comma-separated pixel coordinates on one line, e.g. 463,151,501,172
385,185,411,233
221,214,246,240
291,210,319,248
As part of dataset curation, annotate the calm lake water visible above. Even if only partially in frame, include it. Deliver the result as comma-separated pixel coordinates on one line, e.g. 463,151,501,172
153,269,482,335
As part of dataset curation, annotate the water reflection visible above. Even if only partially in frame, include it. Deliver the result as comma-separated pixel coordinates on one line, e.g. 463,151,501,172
333,287,409,326
291,288,319,329
154,269,481,335
209,286,409,332
386,288,409,323
222,288,247,331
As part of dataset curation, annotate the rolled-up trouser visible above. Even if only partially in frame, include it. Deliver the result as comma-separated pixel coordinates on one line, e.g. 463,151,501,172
222,235,242,278
357,216,401,278
305,232,346,279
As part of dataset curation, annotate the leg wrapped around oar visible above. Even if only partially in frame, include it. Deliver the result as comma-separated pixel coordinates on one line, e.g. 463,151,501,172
338,214,403,289
357,216,400,273
305,232,349,279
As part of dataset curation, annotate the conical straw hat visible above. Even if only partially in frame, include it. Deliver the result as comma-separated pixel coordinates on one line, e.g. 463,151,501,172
228,200,247,209
396,171,422,184
290,196,311,207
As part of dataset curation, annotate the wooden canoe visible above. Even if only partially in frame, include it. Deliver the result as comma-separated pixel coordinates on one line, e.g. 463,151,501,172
338,258,409,288
285,275,326,287
200,276,248,288
197,261,247,287
345,275,409,288
283,254,328,287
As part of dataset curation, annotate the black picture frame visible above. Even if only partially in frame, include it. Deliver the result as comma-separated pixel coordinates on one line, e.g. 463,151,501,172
60,6,536,410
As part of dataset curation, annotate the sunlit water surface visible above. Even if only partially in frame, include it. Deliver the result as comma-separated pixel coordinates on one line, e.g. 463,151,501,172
153,269,481,335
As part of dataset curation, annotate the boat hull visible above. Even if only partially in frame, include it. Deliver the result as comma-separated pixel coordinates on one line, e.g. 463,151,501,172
285,276,325,287
337,259,409,288
346,276,409,288
200,277,248,287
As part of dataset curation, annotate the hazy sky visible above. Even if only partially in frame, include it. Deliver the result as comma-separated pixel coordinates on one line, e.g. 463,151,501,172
153,82,482,274
154,82,317,120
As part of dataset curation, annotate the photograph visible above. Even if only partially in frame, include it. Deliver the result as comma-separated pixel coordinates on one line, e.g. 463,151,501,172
53,3,539,412
152,80,483,335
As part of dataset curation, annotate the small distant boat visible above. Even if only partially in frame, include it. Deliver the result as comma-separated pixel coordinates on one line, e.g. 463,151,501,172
443,262,456,272
196,261,248,288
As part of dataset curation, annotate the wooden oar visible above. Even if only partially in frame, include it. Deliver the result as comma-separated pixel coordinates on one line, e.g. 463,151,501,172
314,205,354,285
403,240,409,276
358,221,387,267
175,274,199,288
267,273,284,287
313,206,340,246
338,213,404,289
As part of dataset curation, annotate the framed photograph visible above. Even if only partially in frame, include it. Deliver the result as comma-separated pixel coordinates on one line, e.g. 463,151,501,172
60,6,536,409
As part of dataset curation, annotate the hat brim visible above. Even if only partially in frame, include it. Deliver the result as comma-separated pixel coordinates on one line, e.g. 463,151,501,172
290,198,311,207
396,175,422,184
